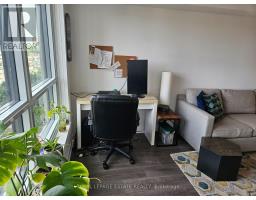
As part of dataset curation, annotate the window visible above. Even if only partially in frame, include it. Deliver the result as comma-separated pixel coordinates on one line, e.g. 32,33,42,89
0,4,58,139
32,87,54,132
22,5,52,89
5,116,23,133
0,52,9,108
0,4,60,196
0,20,20,113
25,5,44,87
33,92,49,131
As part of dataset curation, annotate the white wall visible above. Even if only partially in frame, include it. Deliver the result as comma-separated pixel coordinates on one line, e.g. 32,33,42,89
65,5,256,109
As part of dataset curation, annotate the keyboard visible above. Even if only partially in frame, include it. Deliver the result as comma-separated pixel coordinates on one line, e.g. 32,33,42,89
97,90,121,95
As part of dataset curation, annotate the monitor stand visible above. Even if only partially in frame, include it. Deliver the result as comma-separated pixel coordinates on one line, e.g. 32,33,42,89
131,94,146,98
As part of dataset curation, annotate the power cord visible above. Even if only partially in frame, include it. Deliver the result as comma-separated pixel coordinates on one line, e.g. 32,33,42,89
119,79,127,92
71,92,96,98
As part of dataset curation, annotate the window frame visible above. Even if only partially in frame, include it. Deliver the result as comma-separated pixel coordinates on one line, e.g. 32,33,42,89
0,4,58,139
0,5,20,115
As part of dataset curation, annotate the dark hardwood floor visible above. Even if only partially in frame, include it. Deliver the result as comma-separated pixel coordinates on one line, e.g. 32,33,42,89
71,134,198,196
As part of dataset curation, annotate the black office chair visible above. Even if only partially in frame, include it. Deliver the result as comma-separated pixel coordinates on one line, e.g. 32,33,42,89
90,94,139,169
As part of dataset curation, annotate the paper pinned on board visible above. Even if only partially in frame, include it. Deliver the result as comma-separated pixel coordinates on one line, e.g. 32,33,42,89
109,61,121,71
89,47,113,68
114,69,123,78
89,47,99,65
98,50,113,68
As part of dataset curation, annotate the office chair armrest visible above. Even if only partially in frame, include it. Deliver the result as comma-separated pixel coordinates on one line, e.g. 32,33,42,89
136,112,140,126
88,111,93,126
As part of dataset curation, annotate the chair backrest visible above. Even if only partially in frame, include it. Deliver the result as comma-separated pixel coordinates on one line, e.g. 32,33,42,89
91,95,139,141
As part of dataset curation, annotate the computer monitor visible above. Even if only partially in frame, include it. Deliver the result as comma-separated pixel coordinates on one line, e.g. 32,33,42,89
127,60,148,98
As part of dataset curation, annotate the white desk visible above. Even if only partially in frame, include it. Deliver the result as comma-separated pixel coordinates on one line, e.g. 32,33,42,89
76,94,158,149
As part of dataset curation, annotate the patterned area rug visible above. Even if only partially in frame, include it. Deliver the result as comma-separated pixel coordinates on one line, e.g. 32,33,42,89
171,151,256,196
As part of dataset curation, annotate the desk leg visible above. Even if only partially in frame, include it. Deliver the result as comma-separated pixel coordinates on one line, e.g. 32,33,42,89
144,103,158,146
76,103,82,149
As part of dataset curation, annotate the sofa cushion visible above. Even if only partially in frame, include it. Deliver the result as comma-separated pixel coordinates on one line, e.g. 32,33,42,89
203,93,224,119
212,116,253,138
196,91,206,110
221,89,256,114
229,114,256,137
186,88,222,106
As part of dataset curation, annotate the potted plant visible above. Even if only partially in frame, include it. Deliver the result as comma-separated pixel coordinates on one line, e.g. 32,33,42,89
0,126,44,195
42,138,63,154
48,104,71,132
0,123,92,196
35,138,64,175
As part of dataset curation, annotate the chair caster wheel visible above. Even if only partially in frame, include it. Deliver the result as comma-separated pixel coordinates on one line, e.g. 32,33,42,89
129,159,135,164
90,151,97,156
103,162,109,170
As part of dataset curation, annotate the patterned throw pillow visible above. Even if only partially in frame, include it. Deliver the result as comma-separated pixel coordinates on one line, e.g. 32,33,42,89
203,93,224,119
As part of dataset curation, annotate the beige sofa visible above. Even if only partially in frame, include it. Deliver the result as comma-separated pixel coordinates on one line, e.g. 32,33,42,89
176,88,256,152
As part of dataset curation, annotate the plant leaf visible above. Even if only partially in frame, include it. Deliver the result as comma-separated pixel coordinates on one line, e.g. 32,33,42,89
0,127,41,186
42,161,90,196
32,173,46,183
0,142,19,186
48,110,54,119
4,176,22,196
0,167,12,186
31,151,67,170
0,122,6,134
0,131,26,141
61,161,89,177
43,185,87,196
41,171,62,193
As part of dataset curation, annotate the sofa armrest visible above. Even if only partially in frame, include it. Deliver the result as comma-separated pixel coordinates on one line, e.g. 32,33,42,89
176,100,215,151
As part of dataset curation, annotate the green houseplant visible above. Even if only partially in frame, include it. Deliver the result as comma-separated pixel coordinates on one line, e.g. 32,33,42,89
43,138,63,154
48,104,71,132
0,122,91,196
41,161,90,196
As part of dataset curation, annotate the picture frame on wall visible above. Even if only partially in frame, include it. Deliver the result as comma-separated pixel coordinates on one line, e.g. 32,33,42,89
65,13,72,62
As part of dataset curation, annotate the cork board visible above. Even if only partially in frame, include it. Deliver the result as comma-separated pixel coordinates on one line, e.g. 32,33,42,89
89,45,113,69
114,55,137,78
